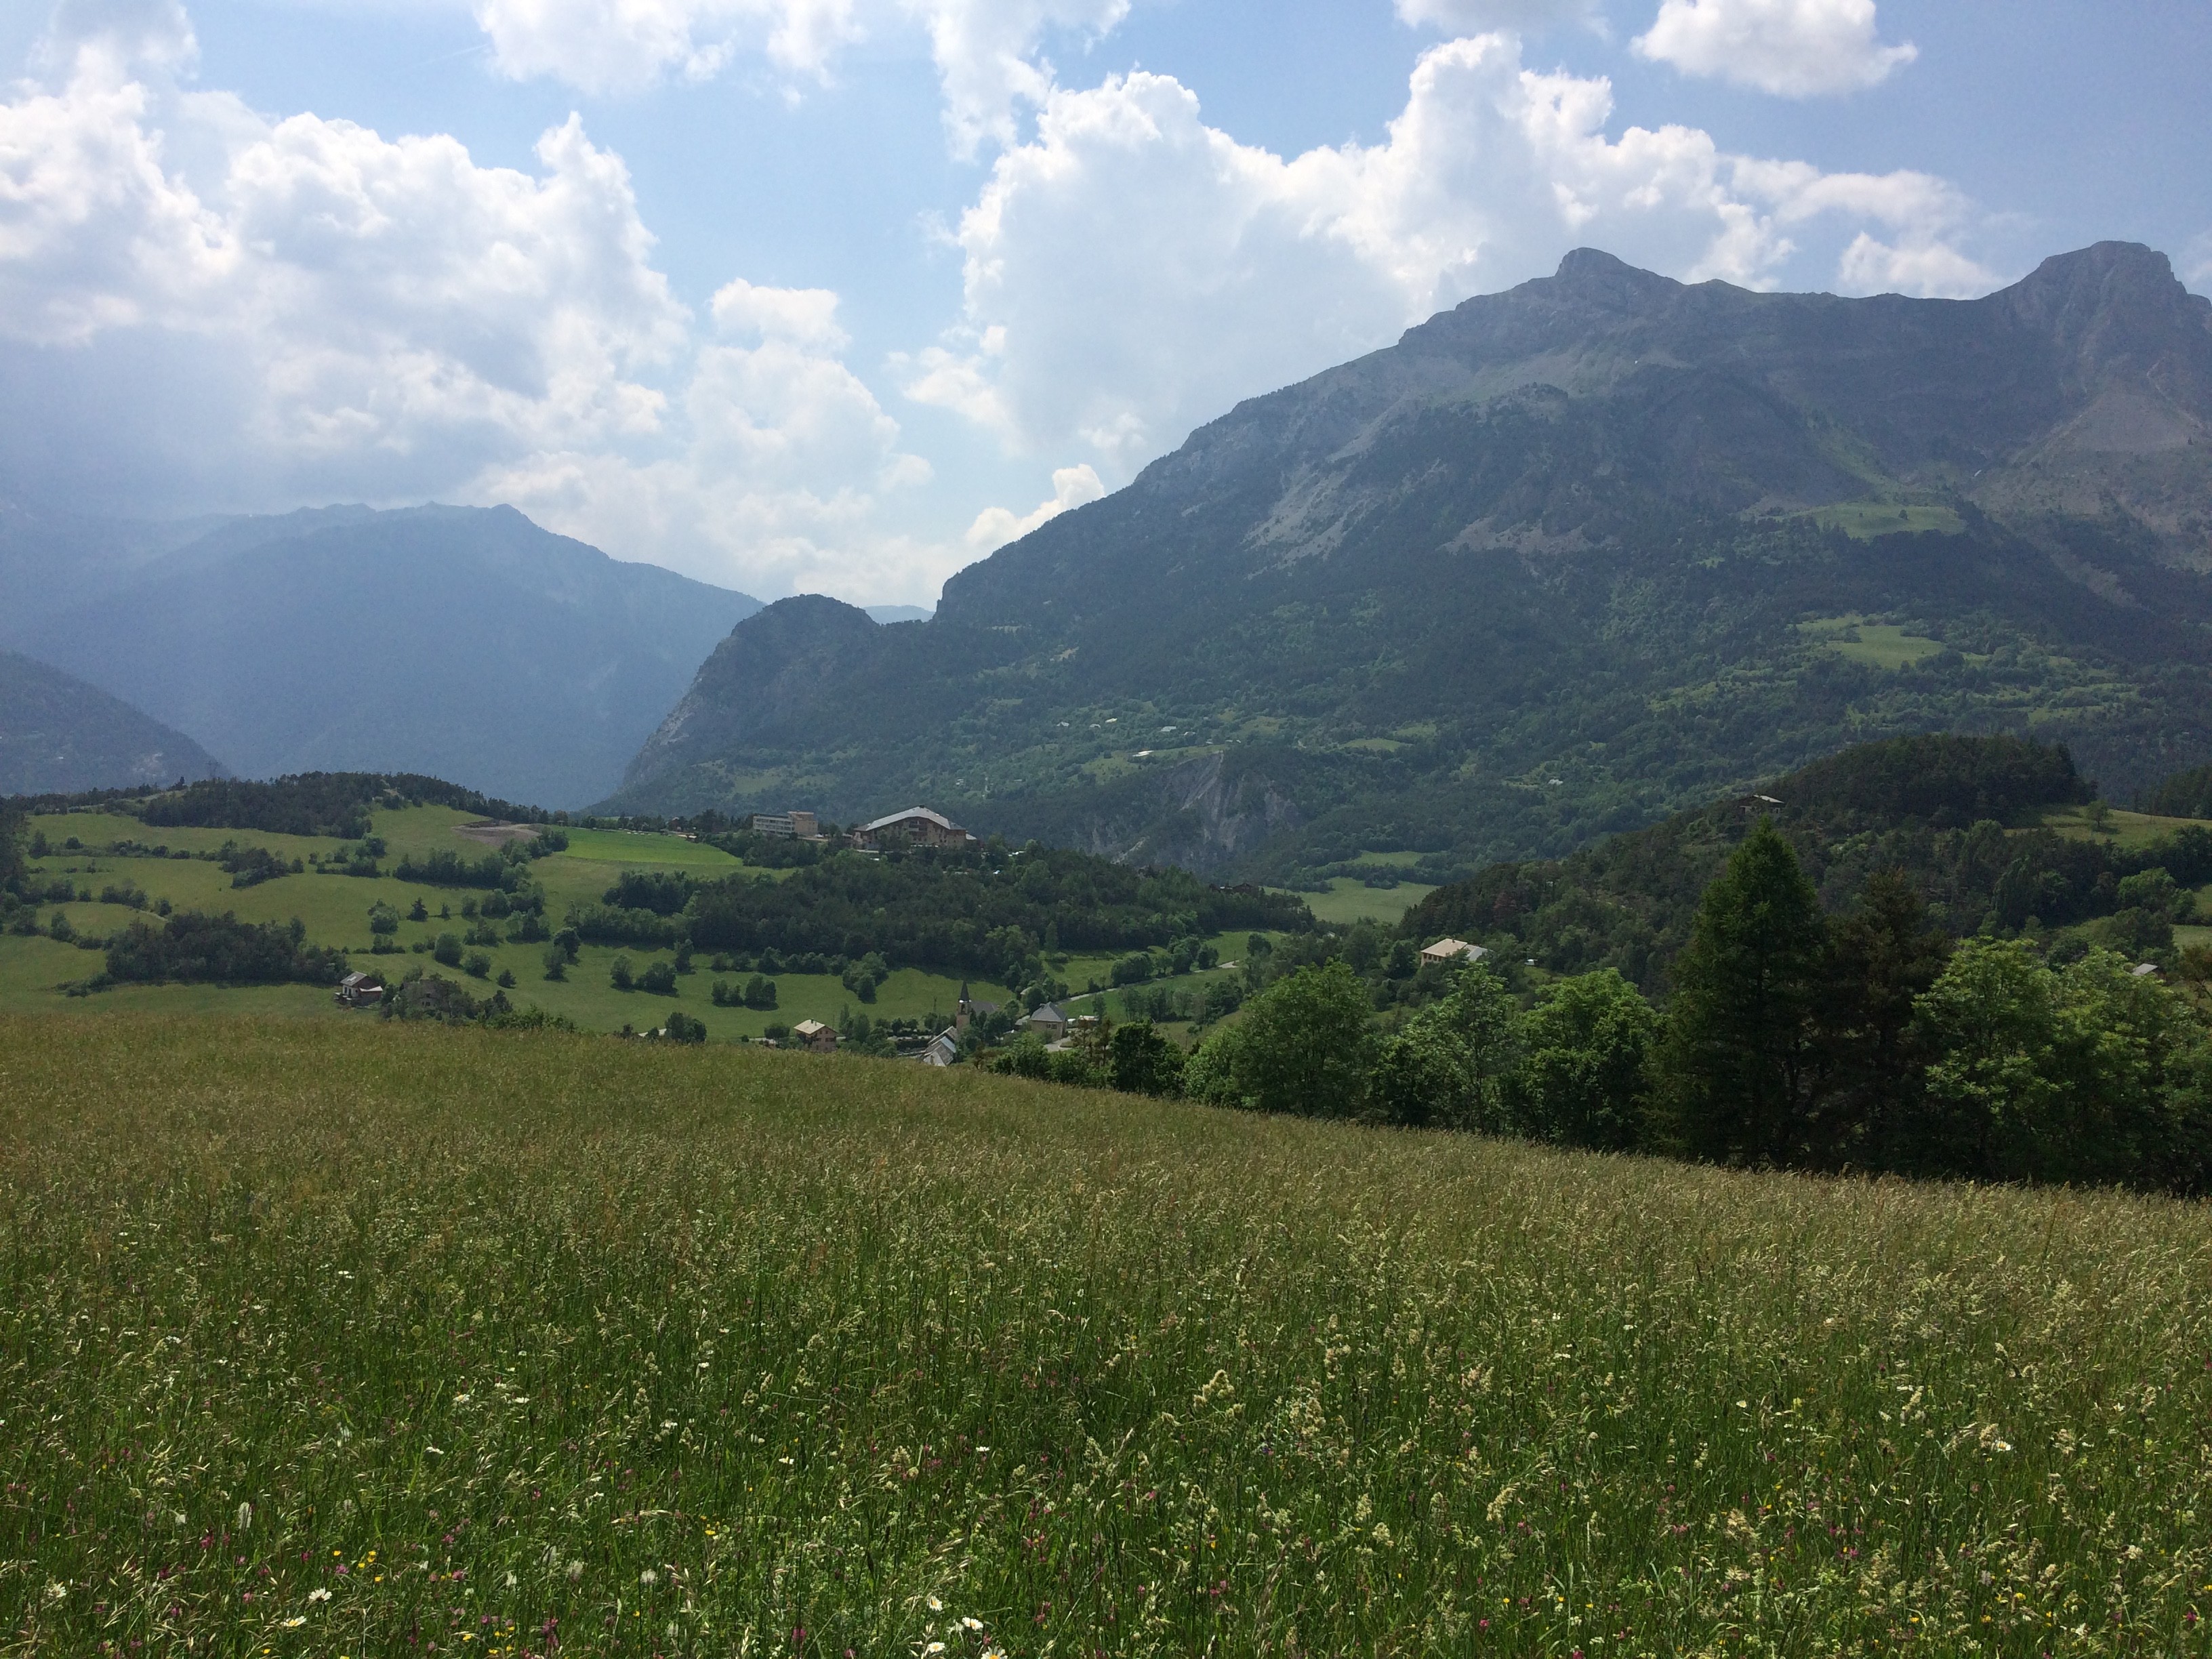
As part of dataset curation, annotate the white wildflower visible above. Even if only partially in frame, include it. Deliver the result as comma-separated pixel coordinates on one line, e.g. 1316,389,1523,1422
283,1617,306,1628
235,1501,253,1532
640,1568,659,1586
307,1588,331,1603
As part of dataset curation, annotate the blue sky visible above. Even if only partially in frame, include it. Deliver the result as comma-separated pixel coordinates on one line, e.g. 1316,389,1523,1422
1,0,2206,604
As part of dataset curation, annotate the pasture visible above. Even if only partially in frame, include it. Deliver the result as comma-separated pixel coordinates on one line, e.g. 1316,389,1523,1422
3,1016,2208,1656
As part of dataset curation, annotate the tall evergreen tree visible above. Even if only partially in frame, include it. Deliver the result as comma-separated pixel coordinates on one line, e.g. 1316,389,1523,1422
1658,817,1827,1164
1817,869,1952,1166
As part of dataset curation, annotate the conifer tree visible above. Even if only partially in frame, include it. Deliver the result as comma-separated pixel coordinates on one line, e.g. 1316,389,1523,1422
1658,817,1826,1164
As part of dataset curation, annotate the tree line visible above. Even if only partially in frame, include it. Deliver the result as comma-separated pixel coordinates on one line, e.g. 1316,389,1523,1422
573,841,1310,988
1176,819,2212,1194
1405,734,2204,995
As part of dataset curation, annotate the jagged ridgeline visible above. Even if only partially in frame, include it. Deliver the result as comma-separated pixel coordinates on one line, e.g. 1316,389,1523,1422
1402,733,2207,991
605,241,2212,882
15,771,558,839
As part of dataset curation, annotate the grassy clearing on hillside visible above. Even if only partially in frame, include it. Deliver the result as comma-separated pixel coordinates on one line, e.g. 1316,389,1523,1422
2036,804,2212,852
1803,502,1967,539
1285,878,1441,928
5,1018,2209,1658
1795,617,1947,670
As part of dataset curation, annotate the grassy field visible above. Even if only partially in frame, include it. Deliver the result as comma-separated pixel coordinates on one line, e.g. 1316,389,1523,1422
1795,616,1947,670
3,807,1006,1038
1287,877,1441,928
3,1017,2209,1657
2036,803,2212,852
1803,501,1967,540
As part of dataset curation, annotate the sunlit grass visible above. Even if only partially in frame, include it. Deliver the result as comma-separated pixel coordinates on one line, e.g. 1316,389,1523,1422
4,1016,2208,1656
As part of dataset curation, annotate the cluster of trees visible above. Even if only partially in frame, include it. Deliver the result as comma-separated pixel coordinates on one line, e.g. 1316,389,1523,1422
710,975,778,1008
130,772,558,839
377,968,574,1029
394,844,542,890
990,1019,1187,1097
103,912,346,987
218,842,301,888
574,840,1309,988
1405,735,2206,995
1176,821,2212,1194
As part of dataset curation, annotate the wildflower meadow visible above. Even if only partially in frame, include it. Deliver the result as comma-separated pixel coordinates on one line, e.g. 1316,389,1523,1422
3,1015,2209,1656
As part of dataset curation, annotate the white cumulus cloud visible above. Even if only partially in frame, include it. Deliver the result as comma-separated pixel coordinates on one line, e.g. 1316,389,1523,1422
964,461,1103,550
0,3,960,599
901,35,1987,478
1633,0,1917,98
470,0,1128,155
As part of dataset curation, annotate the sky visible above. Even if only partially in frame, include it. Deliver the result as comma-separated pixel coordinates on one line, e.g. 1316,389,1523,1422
1,0,2207,606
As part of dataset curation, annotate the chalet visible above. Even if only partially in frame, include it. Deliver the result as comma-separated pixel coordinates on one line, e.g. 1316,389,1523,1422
790,1019,838,1053
851,806,978,851
333,971,385,1008
1024,1002,1072,1039
918,1028,960,1067
751,809,821,840
1420,938,1489,967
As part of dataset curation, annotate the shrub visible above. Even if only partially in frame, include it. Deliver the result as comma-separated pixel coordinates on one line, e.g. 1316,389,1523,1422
638,960,679,996
1109,952,1155,987
610,956,634,991
663,1010,708,1044
463,951,493,980
432,933,464,968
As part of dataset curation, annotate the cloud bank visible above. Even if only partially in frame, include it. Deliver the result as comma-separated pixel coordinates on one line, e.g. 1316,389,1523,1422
903,34,1989,478
0,0,2001,605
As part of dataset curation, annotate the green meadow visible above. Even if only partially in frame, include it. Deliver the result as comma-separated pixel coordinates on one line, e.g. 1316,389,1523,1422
3,1017,2209,1657
2,804,1018,1038
1284,877,1441,928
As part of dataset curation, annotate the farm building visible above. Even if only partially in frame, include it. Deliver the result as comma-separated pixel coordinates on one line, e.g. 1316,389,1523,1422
333,972,384,1008
851,806,978,851
1025,1002,1072,1039
1420,938,1489,967
918,1029,960,1066
790,1019,838,1053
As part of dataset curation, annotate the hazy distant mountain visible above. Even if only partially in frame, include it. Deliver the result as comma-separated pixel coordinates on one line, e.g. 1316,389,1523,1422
864,605,933,623
608,243,2212,878
0,649,226,796
3,505,760,807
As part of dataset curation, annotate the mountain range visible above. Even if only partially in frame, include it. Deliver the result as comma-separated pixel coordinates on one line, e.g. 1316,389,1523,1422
606,241,2212,880
1,504,762,806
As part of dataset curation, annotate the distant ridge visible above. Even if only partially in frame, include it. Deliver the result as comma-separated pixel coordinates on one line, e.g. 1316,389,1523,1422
603,243,2212,880
1,504,762,807
0,649,226,796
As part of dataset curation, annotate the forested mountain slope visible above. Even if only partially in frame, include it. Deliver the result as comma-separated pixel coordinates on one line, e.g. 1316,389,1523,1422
4,505,761,807
0,650,226,794
611,242,2212,880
